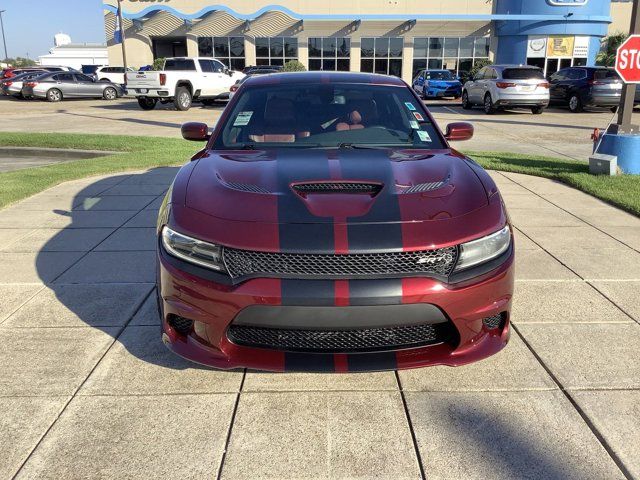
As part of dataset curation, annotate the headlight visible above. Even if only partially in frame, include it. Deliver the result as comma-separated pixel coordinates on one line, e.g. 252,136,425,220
455,225,511,272
161,226,226,272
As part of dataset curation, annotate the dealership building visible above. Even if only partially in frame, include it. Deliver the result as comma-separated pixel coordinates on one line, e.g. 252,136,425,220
103,0,632,82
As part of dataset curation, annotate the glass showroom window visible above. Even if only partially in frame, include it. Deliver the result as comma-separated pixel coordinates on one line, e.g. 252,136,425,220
360,37,403,77
308,37,351,71
412,36,490,78
198,37,246,70
255,37,298,66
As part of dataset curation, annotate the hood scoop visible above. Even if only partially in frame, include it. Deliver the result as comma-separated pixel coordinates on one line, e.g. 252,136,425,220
217,173,271,194
399,175,451,195
292,181,382,197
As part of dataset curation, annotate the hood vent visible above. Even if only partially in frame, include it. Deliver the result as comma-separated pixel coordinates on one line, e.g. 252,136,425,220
217,174,271,194
399,175,450,194
292,182,382,196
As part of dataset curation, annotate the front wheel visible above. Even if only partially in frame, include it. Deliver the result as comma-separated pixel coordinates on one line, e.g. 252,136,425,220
46,88,62,103
531,106,544,115
174,87,192,111
137,97,157,111
103,87,117,100
483,93,495,114
461,91,472,110
568,95,583,113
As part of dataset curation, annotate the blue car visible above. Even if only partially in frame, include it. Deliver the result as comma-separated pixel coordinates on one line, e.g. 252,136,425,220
412,69,462,99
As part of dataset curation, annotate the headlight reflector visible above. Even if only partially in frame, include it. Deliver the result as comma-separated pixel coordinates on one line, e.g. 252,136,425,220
162,226,226,272
455,225,511,272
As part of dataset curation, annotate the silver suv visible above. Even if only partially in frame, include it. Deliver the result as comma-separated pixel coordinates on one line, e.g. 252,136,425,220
462,65,550,115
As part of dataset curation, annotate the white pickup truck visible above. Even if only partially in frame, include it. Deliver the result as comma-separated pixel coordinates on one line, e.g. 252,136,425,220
125,57,244,111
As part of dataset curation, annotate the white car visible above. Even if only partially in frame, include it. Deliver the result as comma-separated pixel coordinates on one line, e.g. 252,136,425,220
125,57,244,111
93,66,135,85
462,65,550,115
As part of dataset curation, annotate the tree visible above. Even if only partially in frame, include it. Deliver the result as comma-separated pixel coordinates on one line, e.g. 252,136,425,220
2,57,37,67
283,60,306,72
596,32,627,67
152,57,166,71
468,59,492,80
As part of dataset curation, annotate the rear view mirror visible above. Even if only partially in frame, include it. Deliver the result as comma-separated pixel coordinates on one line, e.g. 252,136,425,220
444,122,474,142
181,122,210,141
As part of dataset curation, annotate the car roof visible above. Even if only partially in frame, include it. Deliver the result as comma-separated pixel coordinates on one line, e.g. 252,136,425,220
245,71,406,87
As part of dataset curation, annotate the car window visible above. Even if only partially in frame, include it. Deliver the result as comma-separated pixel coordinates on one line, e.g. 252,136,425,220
474,68,487,81
48,67,63,72
75,74,94,82
565,69,584,80
164,59,196,71
593,69,620,81
502,68,545,80
54,73,75,82
549,71,564,81
212,60,226,73
199,59,216,73
214,83,445,150
427,71,454,80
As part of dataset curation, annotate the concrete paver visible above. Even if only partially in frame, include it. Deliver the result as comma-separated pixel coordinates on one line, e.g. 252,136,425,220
0,284,43,324
221,391,421,479
514,249,579,280
517,323,640,390
243,370,399,392
572,390,640,479
405,390,625,480
1,228,114,253
15,394,236,480
94,227,156,251
129,292,160,326
589,281,640,323
0,251,84,283
54,251,156,284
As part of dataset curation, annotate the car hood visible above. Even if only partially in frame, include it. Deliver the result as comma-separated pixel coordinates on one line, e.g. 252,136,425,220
185,148,489,225
429,80,461,87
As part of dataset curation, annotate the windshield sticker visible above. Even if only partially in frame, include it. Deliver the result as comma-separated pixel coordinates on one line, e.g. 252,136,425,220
233,111,253,126
417,130,432,142
413,112,424,122
410,120,420,130
404,102,416,111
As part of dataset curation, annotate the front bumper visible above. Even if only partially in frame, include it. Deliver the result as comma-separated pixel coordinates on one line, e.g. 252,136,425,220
158,245,514,372
426,86,462,98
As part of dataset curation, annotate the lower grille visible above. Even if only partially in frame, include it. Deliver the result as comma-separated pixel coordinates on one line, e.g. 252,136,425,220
168,315,194,335
482,313,505,330
227,322,456,353
222,246,458,280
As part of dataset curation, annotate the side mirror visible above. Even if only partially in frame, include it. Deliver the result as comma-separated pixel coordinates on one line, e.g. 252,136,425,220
181,122,210,141
444,122,474,142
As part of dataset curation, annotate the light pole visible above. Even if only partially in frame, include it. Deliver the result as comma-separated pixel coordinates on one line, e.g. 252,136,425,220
0,10,8,62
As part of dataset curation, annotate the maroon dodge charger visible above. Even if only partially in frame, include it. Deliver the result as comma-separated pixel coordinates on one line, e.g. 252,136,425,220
157,72,514,372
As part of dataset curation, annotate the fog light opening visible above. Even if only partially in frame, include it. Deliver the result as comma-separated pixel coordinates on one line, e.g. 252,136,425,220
168,315,194,336
482,313,506,331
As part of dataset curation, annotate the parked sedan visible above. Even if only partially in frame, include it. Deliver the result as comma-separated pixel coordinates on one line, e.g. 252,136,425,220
2,71,48,97
22,72,123,102
549,67,624,113
412,69,462,99
462,65,549,114
158,71,514,372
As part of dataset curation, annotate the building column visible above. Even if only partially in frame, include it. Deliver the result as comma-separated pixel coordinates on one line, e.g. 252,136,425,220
244,36,256,66
298,36,308,69
402,37,413,83
350,38,361,73
186,35,198,57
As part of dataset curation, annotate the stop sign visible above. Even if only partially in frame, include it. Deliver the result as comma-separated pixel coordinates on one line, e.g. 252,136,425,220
616,35,640,83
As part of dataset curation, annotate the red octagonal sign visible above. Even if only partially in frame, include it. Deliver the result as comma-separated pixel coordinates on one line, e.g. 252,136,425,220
616,35,640,84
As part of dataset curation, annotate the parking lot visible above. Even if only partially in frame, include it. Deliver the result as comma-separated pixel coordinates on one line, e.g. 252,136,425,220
2,95,637,161
1,95,639,479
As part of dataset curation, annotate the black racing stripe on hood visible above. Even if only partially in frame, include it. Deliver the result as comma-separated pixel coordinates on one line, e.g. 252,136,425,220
285,352,335,372
337,150,404,252
347,352,397,371
348,279,403,306
276,149,334,253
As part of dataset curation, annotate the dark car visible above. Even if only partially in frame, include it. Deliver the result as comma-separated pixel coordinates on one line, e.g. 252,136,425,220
412,69,462,99
549,67,624,112
157,72,515,372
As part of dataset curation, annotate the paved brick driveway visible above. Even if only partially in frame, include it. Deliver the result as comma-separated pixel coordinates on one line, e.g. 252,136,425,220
0,168,638,479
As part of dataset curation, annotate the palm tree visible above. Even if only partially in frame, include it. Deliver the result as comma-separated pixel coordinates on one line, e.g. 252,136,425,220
596,32,627,67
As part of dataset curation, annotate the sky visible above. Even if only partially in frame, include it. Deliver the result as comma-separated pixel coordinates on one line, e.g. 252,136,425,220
0,0,105,60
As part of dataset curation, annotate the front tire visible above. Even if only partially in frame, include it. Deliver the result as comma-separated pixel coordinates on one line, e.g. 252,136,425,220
174,87,192,111
568,94,583,113
103,87,117,100
483,93,495,114
137,97,157,111
531,106,544,115
46,88,62,103
461,91,472,110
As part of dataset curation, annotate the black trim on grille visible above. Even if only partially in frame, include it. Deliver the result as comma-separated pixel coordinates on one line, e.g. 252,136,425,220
227,322,458,353
222,246,458,281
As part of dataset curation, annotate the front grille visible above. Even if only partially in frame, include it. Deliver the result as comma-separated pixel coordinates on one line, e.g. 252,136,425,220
227,322,455,352
168,315,193,335
292,182,382,195
482,313,506,330
222,246,458,280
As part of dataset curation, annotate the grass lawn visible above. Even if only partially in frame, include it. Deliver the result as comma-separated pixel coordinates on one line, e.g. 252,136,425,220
0,132,638,216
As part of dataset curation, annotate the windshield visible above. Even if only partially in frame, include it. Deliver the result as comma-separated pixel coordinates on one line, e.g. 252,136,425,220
427,71,455,80
214,82,444,150
503,68,545,80
593,69,620,81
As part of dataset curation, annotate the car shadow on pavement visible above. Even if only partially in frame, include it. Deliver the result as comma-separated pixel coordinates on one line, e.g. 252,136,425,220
54,109,185,130
93,101,227,112
34,168,215,371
